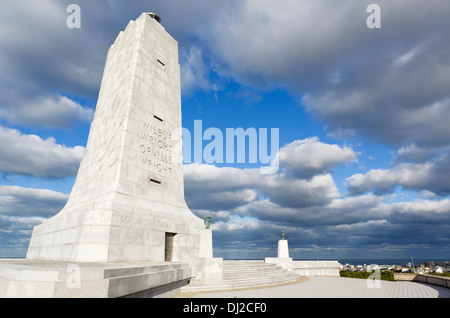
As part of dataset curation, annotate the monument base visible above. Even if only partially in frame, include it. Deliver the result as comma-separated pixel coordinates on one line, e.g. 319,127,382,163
265,237,341,276
190,258,223,286
265,239,293,271
0,259,192,298
277,240,289,258
188,228,224,287
265,257,294,271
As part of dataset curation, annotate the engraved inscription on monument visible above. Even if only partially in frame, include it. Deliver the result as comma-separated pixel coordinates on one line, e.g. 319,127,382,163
138,115,174,177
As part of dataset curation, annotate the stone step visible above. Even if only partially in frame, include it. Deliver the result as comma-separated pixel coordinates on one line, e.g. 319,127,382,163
180,260,299,293
223,267,291,276
223,267,284,275
223,274,296,282
222,276,298,288
224,269,294,279
221,260,298,288
223,276,297,285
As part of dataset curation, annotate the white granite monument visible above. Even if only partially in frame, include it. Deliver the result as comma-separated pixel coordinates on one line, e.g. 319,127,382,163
26,12,204,264
0,12,215,298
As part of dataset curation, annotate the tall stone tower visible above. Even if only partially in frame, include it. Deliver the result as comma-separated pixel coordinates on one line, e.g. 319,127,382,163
26,13,204,264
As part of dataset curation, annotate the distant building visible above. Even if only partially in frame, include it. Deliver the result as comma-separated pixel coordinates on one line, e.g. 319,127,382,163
425,261,450,268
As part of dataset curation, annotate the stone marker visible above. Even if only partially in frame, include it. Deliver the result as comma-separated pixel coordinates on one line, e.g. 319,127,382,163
278,231,290,258
265,231,293,271
26,12,204,264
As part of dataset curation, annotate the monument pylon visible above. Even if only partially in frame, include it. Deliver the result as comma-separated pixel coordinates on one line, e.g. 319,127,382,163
26,12,204,264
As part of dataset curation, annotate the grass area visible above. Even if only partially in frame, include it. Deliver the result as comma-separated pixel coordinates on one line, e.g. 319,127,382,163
340,270,395,281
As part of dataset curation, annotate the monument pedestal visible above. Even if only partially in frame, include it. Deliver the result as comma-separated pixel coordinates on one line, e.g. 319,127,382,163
189,228,223,286
198,228,213,258
265,234,341,277
265,239,293,271
278,239,290,258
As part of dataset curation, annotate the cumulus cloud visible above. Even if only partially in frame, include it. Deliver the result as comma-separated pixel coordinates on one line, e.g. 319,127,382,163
237,194,386,228
0,1,108,128
0,185,68,217
392,143,442,164
2,0,450,147
0,126,84,178
0,95,94,128
167,0,450,150
259,173,340,208
183,138,364,256
184,159,450,258
346,153,450,196
0,185,68,256
184,138,353,210
180,45,219,95
183,134,450,258
278,137,357,178
0,215,45,257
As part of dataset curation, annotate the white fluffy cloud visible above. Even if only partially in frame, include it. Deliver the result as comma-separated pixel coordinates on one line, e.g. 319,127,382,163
184,138,353,210
0,126,84,178
0,185,68,217
184,160,450,258
346,153,450,196
3,0,450,148
180,45,219,95
0,185,68,256
0,214,45,257
182,136,450,258
196,0,450,148
278,137,357,178
2,0,450,147
0,1,101,128
0,95,94,128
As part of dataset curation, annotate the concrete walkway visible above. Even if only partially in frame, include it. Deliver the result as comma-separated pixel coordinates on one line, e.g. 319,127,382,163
175,276,450,298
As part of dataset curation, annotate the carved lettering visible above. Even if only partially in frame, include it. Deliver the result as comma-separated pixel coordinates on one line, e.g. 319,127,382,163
138,117,174,175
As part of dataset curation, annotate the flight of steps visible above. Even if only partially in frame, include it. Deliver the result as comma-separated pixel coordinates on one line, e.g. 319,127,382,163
222,260,299,289
180,260,299,293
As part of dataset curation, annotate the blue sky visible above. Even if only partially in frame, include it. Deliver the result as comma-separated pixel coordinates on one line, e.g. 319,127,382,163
1,0,450,260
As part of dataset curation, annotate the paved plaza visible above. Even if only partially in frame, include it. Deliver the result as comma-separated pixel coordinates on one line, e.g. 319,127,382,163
176,276,450,298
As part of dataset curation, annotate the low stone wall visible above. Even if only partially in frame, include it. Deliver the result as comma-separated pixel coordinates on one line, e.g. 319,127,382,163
412,274,450,288
393,273,417,281
264,259,340,277
394,273,450,288
0,259,193,298
292,261,341,277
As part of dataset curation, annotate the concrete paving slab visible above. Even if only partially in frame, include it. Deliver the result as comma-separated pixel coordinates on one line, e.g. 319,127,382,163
175,276,450,298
